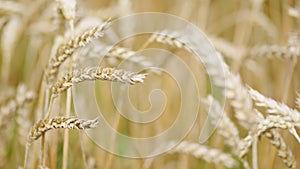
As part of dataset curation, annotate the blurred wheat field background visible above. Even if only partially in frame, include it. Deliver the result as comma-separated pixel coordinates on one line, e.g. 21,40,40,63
0,0,300,169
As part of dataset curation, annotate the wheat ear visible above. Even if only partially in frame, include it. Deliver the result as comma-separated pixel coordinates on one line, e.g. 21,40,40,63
28,117,99,143
169,141,238,168
0,85,35,129
250,32,300,59
265,130,296,168
239,114,298,158
51,67,146,97
45,19,111,84
141,30,192,51
204,96,240,149
248,87,300,125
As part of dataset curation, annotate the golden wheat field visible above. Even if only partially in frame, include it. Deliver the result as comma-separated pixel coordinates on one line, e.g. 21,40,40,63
1,0,300,169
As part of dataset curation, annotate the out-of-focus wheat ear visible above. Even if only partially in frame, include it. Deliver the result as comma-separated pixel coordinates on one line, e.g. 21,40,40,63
169,141,238,168
202,51,257,129
56,0,76,35
204,96,241,149
13,85,35,145
225,73,258,129
56,0,76,21
0,84,35,129
45,19,111,84
0,1,24,14
51,67,147,97
28,117,99,143
250,32,300,59
105,46,153,68
248,87,300,124
265,130,296,169
1,16,22,84
37,165,49,169
209,35,246,60
143,30,192,52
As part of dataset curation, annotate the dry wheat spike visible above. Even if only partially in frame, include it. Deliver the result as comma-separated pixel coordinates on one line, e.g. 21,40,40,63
51,66,146,97
28,117,99,143
45,19,111,84
250,32,300,59
147,30,192,52
248,87,300,125
239,112,295,162
0,85,35,129
169,141,238,168
204,95,240,149
265,130,296,168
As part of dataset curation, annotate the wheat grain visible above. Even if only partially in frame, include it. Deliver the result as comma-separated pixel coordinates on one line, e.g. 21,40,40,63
51,66,146,97
169,141,238,168
28,117,99,143
45,19,111,84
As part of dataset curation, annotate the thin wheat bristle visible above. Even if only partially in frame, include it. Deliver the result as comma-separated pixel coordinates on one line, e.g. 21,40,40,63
28,117,99,143
51,66,146,97
169,141,238,168
45,19,111,84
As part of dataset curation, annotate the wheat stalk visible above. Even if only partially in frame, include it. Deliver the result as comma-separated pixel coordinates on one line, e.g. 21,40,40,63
169,141,238,168
51,66,146,97
45,19,111,84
